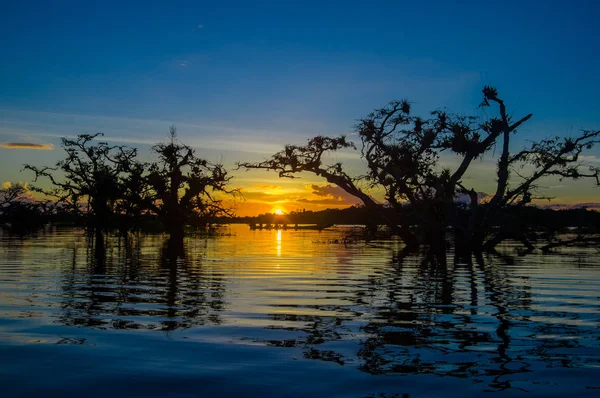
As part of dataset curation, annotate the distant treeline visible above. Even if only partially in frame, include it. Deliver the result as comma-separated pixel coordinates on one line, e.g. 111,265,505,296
224,205,600,233
4,200,599,236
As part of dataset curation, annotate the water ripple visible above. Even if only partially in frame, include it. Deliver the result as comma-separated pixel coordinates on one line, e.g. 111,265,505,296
0,226,599,396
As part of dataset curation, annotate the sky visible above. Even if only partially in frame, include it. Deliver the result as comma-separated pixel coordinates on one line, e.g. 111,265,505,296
1,0,599,216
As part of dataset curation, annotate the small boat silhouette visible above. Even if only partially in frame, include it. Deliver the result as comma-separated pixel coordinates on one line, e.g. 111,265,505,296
248,223,333,231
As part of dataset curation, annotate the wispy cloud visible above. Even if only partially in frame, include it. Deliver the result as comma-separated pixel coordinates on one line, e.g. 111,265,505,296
252,184,282,190
0,142,54,150
0,110,297,157
179,61,192,67
0,108,331,155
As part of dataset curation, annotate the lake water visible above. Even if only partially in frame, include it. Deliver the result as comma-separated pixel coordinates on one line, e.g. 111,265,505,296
1,225,599,397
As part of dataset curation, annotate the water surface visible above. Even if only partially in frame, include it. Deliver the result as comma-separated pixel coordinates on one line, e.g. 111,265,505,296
1,225,599,397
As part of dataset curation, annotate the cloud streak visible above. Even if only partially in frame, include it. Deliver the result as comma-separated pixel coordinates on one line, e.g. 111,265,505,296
0,108,315,157
0,142,54,150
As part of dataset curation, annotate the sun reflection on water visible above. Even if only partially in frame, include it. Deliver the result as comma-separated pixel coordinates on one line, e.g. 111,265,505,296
276,229,282,257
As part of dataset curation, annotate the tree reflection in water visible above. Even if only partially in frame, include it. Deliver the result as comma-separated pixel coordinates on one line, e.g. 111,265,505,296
58,235,227,331
364,251,540,392
47,232,599,394
254,247,595,393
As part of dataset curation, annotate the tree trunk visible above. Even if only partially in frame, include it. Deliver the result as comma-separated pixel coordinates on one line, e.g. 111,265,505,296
166,217,185,257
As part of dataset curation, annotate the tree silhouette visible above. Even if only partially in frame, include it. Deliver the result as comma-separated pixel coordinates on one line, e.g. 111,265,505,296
0,182,39,232
240,87,600,253
24,134,138,241
115,159,153,236
0,182,29,208
20,128,237,249
146,126,236,251
461,88,600,251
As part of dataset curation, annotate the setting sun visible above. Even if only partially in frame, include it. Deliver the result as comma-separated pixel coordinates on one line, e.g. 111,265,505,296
273,209,283,215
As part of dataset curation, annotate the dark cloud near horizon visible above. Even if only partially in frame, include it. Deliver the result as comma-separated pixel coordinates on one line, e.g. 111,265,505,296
297,197,355,206
455,191,490,203
540,202,600,210
0,142,54,150
309,184,362,205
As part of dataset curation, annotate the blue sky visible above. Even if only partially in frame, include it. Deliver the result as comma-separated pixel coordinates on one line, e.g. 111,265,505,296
1,0,599,213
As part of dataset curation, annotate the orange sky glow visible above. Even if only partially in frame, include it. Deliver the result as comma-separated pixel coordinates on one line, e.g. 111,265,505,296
227,177,363,217
3,146,600,217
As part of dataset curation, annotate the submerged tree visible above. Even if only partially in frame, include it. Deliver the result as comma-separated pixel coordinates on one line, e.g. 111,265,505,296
146,126,236,251
0,182,36,232
0,182,29,209
461,88,600,250
0,182,57,233
115,160,153,236
240,87,600,253
22,128,237,250
24,134,138,241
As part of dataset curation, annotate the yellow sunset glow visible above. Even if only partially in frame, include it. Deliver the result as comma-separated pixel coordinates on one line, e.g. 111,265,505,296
225,175,364,216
